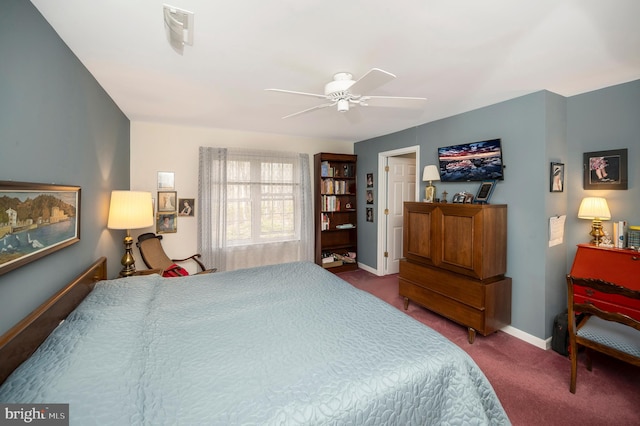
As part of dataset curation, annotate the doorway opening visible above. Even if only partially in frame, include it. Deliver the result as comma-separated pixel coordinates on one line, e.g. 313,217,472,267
376,146,420,276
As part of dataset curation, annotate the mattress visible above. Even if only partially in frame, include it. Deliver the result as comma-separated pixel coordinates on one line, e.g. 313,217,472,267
0,261,509,425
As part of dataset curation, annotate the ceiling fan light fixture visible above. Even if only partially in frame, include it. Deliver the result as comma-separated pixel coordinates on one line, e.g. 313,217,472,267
337,99,350,113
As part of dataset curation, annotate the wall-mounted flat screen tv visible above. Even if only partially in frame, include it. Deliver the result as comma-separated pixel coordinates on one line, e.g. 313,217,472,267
437,138,504,182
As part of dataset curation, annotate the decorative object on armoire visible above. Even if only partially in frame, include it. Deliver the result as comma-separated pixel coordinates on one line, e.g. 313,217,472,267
583,148,628,190
0,181,81,277
107,190,154,277
399,202,512,343
441,190,448,203
422,165,440,203
475,180,497,204
577,197,611,246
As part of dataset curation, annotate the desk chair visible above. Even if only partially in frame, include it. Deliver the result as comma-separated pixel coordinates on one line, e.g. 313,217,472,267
566,275,640,393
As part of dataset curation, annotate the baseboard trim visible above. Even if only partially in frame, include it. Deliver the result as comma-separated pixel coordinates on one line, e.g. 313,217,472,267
357,262,380,276
501,325,550,350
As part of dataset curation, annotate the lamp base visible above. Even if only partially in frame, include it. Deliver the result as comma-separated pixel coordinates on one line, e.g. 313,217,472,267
425,183,436,203
589,219,605,246
119,233,137,277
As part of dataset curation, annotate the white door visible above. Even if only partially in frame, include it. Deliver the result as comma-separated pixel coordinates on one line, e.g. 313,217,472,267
384,156,416,274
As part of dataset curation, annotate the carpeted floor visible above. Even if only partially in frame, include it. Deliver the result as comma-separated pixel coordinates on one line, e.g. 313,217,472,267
338,269,640,426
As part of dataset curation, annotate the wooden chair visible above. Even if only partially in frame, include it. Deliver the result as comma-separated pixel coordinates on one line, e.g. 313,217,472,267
136,233,216,276
566,275,640,393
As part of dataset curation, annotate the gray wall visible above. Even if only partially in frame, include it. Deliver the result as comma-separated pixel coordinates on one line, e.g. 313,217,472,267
355,81,639,340
0,1,131,335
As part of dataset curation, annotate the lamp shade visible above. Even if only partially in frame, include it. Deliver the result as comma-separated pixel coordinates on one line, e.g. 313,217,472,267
422,165,441,182
107,191,154,230
577,197,611,220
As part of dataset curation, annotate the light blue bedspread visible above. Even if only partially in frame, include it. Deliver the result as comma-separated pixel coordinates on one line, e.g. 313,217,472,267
0,261,509,425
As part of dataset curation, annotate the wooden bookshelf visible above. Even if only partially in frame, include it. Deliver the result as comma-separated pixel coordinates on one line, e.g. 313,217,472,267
314,153,358,273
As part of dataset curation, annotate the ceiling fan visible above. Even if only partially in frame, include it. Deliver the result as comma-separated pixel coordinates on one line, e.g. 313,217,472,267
266,68,426,119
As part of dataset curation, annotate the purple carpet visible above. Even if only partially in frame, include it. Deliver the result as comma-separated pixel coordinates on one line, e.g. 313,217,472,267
338,269,640,425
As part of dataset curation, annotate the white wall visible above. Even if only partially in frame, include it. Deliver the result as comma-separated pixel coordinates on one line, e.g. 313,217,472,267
130,121,353,273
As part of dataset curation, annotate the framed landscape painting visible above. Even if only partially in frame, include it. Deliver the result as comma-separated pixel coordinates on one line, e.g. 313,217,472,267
0,181,81,276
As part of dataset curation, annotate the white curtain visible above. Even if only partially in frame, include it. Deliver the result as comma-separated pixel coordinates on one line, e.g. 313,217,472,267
198,147,313,271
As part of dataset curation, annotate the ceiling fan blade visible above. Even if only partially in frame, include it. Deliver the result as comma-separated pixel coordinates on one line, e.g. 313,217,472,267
361,96,427,108
265,88,327,99
282,102,335,119
349,68,396,94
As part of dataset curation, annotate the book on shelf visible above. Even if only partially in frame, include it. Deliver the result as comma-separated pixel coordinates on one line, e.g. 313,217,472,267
320,213,330,231
322,260,343,269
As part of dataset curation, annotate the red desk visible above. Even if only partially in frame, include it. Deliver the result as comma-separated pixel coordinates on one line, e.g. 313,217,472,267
569,244,640,320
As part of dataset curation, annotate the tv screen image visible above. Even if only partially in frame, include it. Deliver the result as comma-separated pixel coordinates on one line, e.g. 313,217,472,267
437,139,504,182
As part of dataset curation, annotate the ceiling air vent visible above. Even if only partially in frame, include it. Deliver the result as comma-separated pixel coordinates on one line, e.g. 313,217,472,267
163,4,194,55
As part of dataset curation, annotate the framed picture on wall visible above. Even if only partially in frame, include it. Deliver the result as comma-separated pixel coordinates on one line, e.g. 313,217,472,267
550,162,564,192
157,171,175,190
158,191,177,212
178,198,194,216
583,149,628,190
157,212,177,233
366,190,374,204
366,173,374,188
0,181,81,276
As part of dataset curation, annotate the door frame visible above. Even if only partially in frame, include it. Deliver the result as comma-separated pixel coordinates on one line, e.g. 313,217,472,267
376,145,421,276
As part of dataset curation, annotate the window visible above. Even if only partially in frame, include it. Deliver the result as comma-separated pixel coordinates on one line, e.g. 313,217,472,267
226,157,298,246
198,147,312,271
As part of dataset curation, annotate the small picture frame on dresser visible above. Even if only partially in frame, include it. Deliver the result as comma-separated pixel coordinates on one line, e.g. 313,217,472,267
475,180,496,204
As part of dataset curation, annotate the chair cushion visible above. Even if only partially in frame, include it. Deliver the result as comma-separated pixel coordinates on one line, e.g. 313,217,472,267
162,264,190,278
577,316,640,357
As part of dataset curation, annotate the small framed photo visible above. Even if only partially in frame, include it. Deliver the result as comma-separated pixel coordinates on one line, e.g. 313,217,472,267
158,191,177,212
366,207,374,222
583,149,628,190
157,171,175,190
452,192,466,203
366,190,374,204
475,180,496,204
550,162,564,192
157,213,177,234
366,173,374,188
178,198,194,216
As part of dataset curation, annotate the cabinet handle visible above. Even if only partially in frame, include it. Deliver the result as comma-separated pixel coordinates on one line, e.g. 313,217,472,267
632,256,638,261
585,289,595,296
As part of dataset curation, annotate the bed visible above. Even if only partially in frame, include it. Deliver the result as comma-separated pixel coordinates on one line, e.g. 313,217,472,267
0,258,510,425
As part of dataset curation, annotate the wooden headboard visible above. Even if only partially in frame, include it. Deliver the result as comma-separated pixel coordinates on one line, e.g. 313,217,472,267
0,257,107,385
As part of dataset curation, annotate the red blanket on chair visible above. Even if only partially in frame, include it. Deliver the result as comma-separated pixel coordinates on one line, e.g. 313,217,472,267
162,264,190,277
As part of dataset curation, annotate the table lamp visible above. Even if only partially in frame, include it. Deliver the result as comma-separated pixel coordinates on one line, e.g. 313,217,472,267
578,197,611,246
107,190,154,276
422,165,440,203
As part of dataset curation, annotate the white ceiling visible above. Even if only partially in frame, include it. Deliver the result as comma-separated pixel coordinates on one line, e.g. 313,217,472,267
30,0,640,142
